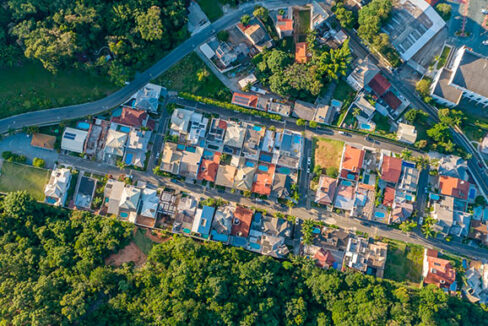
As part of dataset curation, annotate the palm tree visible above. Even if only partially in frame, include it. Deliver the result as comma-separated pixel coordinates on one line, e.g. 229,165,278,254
400,149,412,160
421,224,434,238
352,107,361,117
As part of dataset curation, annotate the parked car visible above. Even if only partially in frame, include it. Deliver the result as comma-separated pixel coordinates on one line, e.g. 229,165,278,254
307,157,311,165
483,40,488,45
481,9,488,14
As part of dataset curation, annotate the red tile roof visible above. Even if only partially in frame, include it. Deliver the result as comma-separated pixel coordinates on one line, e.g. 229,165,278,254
368,73,391,96
231,206,254,237
424,249,456,288
252,164,276,196
382,91,402,110
381,156,402,184
111,107,148,128
295,42,310,64
341,145,365,173
218,120,228,130
314,248,335,268
439,175,470,200
383,187,395,207
276,15,293,31
197,153,221,182
232,92,258,108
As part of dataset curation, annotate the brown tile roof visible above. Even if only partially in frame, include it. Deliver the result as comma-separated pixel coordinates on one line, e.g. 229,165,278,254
341,145,365,173
383,187,395,208
252,164,276,196
31,133,56,150
368,73,391,96
382,91,402,110
276,15,293,31
295,42,310,64
232,92,258,108
197,153,221,182
468,220,488,244
231,206,253,237
111,107,148,128
381,156,402,184
424,249,456,288
439,175,470,200
315,175,337,205
314,248,335,268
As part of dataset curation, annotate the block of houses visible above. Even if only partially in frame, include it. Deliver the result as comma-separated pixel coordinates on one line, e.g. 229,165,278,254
133,83,162,113
125,129,151,168
211,204,234,242
74,176,96,209
192,205,216,238
61,127,88,153
275,14,293,38
231,206,254,238
346,57,380,91
160,142,182,175
397,123,417,144
111,107,153,129
104,129,128,162
380,155,402,185
430,46,488,108
31,133,56,151
315,175,337,206
422,249,456,290
137,188,159,228
173,195,198,234
343,237,388,278
179,147,204,180
44,168,72,206
295,42,310,63
464,261,488,304
103,179,125,216
223,121,246,155
119,185,142,222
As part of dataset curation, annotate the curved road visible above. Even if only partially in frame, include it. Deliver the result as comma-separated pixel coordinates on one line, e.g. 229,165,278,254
0,0,308,133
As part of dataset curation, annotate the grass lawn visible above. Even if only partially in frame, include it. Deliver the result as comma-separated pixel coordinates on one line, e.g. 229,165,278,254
372,113,393,134
197,0,223,22
154,52,231,101
333,79,355,102
314,137,344,170
297,9,311,35
0,161,50,201
133,227,155,255
437,46,451,68
0,62,116,119
384,239,424,285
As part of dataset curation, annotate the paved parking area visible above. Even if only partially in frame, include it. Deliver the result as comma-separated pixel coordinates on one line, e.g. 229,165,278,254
0,133,59,168
448,0,488,56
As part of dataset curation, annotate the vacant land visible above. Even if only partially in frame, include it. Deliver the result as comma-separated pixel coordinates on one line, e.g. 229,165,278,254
0,161,50,200
197,0,223,22
314,137,344,170
133,227,155,255
384,239,424,285
105,241,147,267
0,62,116,119
154,52,230,101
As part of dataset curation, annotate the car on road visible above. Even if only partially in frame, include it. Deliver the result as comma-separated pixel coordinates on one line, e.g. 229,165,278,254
338,131,345,135
307,157,311,165
361,221,370,226
418,217,423,225
483,40,488,46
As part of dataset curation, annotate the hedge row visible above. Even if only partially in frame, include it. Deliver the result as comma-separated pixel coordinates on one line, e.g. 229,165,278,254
179,92,282,121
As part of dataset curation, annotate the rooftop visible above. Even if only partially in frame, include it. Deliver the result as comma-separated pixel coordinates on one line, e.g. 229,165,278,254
381,155,402,184
31,133,56,150
450,47,488,98
232,92,258,108
295,42,310,63
111,107,149,129
341,145,365,173
368,73,391,96
439,175,470,200
231,206,254,237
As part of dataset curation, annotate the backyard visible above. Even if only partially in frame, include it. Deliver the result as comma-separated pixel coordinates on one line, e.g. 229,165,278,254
333,80,357,126
197,0,223,22
314,137,344,170
0,161,50,201
0,62,116,119
154,52,231,101
384,239,424,285
296,8,311,37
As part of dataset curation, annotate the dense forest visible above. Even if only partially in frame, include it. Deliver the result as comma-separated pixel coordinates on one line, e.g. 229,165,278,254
0,191,487,325
0,0,188,85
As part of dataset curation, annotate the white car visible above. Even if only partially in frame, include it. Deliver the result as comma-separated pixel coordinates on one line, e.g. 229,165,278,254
481,9,488,14
307,157,311,165
338,131,345,135
483,40,488,45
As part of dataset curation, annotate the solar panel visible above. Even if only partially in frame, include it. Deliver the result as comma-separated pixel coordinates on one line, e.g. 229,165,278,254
64,132,76,140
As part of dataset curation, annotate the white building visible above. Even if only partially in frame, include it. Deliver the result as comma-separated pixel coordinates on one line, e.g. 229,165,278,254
61,127,88,153
397,123,417,144
44,168,72,206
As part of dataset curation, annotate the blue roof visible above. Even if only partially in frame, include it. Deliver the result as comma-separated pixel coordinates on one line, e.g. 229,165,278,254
196,206,215,235
211,230,229,242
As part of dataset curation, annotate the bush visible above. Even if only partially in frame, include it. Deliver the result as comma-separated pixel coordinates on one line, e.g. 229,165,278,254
435,3,451,21
326,167,339,178
32,157,45,168
416,78,432,98
309,121,318,128
1,151,27,163
217,30,229,42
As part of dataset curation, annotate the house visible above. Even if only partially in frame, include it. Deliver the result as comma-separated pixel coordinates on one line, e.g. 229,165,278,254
206,118,227,150
125,129,151,168
397,123,417,144
231,206,254,238
238,23,272,52
293,100,316,121
119,185,141,222
260,234,290,258
160,142,182,175
315,175,337,205
31,133,56,151
313,103,334,125
432,196,455,237
179,147,204,179
252,164,275,196
314,248,337,269
355,94,376,118
383,187,395,208
464,261,488,304
272,173,292,199
238,74,258,89
104,129,128,161
422,249,456,289
450,211,471,238
44,168,71,206
390,201,414,224
268,101,292,117
170,108,193,136
187,112,209,146
439,175,470,200
242,124,265,160
436,155,469,181
368,73,391,97
431,47,488,108
61,127,88,153
104,180,125,216
138,188,159,222
232,92,258,109
341,145,365,174
276,15,293,38
74,176,96,209
347,57,380,91
382,91,403,111
159,190,177,218
380,155,402,184
343,237,388,278
310,0,331,30
111,107,151,129
223,121,246,154
197,153,221,182
262,214,292,238
276,130,304,170
211,205,234,242
192,205,216,238
215,164,237,188
215,42,238,68
469,220,488,246
398,162,420,194
295,42,310,63
234,163,256,192
173,195,198,234
334,181,355,211
133,83,162,113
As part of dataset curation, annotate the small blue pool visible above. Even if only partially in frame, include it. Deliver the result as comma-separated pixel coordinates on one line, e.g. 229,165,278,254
331,99,342,107
250,242,261,250
258,165,268,172
429,193,440,201
77,122,90,130
313,227,321,234
347,173,355,180
119,126,131,133
203,150,214,159
293,134,302,144
245,161,255,168
112,108,122,117
363,174,370,184
360,123,371,130
185,146,196,153
375,211,385,218
199,140,205,147
402,161,416,168
253,125,262,131
254,212,262,224
342,180,352,186
125,153,133,165
46,197,57,204
177,144,185,151
120,212,128,218
406,194,413,201
260,153,272,162
279,167,291,175
183,228,191,234
211,231,229,242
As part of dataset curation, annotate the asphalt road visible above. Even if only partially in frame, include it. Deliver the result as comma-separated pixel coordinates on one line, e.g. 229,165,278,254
0,0,310,134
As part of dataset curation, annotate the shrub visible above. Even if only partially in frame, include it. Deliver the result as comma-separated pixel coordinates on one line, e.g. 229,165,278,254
32,157,45,168
1,151,27,163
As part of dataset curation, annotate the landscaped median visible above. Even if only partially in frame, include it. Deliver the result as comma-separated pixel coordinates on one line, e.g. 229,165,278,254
178,92,283,121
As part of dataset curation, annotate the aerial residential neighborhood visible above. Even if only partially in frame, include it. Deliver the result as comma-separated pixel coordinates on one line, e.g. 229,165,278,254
1,0,488,324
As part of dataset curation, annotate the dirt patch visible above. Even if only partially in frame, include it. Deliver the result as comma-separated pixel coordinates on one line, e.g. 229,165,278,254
105,241,147,267
144,228,171,243
314,137,344,170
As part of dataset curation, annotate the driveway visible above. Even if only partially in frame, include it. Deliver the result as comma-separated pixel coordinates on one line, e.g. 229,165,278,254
0,133,59,168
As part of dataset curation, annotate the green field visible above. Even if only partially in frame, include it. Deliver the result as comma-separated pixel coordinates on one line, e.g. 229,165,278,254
297,9,311,35
384,239,424,285
0,62,116,119
154,52,230,101
197,0,223,22
133,227,155,255
0,161,50,201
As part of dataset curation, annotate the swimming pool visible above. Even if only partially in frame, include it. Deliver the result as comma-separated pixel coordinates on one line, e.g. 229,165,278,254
331,99,342,107
119,126,131,133
313,227,321,234
260,153,272,162
249,243,261,250
429,193,440,201
185,146,196,153
177,144,185,151
469,188,476,200
203,150,214,159
347,173,355,180
125,153,133,165
120,212,129,218
112,107,122,117
253,125,262,131
46,197,57,204
278,167,291,175
258,165,268,172
245,161,255,168
375,211,385,218
363,174,370,184
293,134,302,144
77,121,90,130
360,123,371,130
342,180,352,186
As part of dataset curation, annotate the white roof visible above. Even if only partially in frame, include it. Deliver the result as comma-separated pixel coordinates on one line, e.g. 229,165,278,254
140,188,159,219
200,43,215,59
61,127,88,153
224,122,246,148
44,168,71,205
105,129,128,156
171,108,193,134
238,74,258,89
133,83,162,112
397,123,417,144
119,185,141,211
